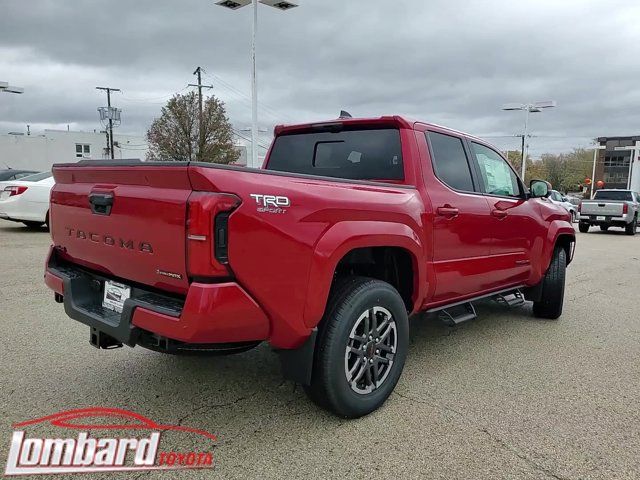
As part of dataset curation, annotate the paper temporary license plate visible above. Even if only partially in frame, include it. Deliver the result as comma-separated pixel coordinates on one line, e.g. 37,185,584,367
596,216,606,221
102,280,131,313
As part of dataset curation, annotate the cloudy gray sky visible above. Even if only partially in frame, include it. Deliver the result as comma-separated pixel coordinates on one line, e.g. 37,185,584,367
1,0,639,157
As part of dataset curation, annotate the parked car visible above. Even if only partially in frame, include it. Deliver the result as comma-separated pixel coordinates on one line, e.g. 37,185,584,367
0,169,38,181
0,171,53,228
549,190,578,222
44,116,575,418
578,189,640,235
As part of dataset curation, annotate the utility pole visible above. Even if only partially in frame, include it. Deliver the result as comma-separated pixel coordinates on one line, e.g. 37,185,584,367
96,87,121,159
189,67,213,161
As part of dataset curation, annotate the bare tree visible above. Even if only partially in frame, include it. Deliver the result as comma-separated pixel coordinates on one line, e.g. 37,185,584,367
146,92,239,164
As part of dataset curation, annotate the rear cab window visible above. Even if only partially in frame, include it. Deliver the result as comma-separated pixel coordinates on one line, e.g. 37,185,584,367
593,191,633,201
266,128,404,181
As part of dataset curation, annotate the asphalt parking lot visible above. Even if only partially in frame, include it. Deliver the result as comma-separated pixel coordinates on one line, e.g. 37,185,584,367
1,221,639,479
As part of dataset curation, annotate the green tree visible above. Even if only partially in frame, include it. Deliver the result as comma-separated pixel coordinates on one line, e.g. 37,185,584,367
147,92,239,164
539,149,593,192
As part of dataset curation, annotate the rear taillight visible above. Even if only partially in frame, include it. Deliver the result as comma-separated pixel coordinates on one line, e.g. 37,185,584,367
186,192,241,279
4,186,28,197
623,203,629,214
578,202,582,213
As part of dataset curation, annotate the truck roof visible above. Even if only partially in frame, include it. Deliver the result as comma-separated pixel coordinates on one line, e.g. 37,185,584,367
274,115,481,140
596,189,632,192
274,115,494,154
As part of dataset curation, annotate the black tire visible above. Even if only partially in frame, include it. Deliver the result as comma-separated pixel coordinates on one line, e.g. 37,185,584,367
22,221,44,229
533,248,567,320
625,216,637,236
600,225,609,232
578,223,590,233
304,277,409,418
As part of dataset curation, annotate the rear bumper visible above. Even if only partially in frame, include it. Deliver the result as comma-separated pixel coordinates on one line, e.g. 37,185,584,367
580,214,632,226
45,247,270,348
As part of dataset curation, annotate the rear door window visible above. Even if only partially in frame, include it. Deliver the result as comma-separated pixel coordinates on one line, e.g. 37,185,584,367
266,128,404,181
427,132,475,192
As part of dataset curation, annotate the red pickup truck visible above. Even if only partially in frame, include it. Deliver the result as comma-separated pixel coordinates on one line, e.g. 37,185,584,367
45,116,575,417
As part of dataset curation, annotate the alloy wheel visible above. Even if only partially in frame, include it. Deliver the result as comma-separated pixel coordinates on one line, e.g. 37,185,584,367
344,306,397,394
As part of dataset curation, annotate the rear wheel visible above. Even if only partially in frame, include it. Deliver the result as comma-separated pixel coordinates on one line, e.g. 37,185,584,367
533,247,566,320
304,277,409,418
600,225,609,232
578,223,590,233
625,216,637,236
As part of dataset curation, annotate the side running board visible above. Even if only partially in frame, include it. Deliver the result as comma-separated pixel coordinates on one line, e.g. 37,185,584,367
494,289,525,307
438,303,477,326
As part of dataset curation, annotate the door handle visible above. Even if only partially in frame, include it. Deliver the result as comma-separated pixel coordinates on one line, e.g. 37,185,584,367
437,205,459,218
491,209,508,219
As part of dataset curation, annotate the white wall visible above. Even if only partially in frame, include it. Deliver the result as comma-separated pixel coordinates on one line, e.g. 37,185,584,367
631,141,640,193
0,130,148,171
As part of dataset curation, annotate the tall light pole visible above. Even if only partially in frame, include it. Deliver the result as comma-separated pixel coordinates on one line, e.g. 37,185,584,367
502,100,556,182
590,144,606,198
215,0,298,168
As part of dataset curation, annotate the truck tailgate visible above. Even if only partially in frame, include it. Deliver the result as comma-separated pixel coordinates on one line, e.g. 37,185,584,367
581,201,624,216
50,164,192,295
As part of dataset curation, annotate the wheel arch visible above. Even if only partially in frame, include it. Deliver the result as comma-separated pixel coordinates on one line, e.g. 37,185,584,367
544,220,576,270
302,221,425,330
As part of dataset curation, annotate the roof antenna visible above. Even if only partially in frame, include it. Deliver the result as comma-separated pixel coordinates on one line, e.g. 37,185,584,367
339,110,353,119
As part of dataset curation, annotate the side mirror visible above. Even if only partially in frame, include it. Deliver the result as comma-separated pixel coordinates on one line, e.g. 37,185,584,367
529,179,551,198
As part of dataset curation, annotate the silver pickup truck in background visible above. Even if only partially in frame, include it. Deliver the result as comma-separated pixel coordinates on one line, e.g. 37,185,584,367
579,189,640,235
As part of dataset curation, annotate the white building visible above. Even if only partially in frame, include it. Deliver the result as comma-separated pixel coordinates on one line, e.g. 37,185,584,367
0,129,149,171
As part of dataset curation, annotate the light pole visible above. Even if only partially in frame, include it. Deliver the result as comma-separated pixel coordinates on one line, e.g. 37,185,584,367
502,100,556,182
215,0,298,168
590,144,606,198
0,82,24,95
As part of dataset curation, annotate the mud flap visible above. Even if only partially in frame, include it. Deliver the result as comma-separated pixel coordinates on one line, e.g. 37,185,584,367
277,328,317,385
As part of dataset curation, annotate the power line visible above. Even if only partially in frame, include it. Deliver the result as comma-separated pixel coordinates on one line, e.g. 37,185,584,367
119,86,190,104
205,71,294,122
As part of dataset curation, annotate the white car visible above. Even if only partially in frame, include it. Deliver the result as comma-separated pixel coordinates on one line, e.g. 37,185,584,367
0,172,54,228
549,189,578,223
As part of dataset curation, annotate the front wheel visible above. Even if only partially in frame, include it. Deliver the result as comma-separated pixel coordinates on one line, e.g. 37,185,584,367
304,277,409,418
578,223,590,233
533,247,567,320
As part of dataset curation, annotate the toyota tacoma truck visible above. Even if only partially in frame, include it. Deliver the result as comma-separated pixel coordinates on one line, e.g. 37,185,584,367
45,116,575,418
578,189,639,234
